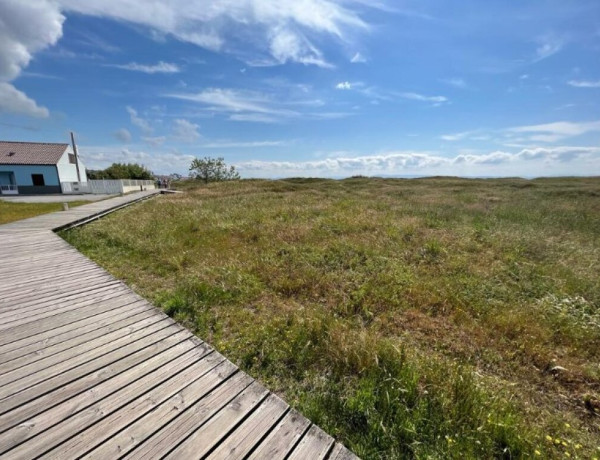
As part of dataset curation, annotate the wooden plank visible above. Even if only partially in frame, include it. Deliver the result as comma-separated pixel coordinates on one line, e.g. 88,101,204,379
42,354,229,459
163,382,270,459
2,345,214,459
287,424,335,460
0,280,126,314
248,410,311,460
0,299,151,358
82,359,238,459
0,318,174,400
207,393,289,460
0,283,132,323
0,337,197,433
0,313,167,383
0,305,154,366
0,328,189,415
127,371,254,459
329,443,361,460
0,272,118,307
0,296,146,347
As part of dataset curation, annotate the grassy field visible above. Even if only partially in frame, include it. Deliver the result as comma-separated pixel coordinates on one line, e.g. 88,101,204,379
62,177,600,459
0,200,91,225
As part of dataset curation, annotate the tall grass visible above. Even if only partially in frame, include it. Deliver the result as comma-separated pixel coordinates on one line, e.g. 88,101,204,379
62,177,600,459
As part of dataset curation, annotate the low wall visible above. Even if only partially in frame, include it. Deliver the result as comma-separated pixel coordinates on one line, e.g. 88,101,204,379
62,180,156,194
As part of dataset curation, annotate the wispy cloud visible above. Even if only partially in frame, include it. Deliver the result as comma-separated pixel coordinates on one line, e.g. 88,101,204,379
507,120,600,142
533,35,564,62
172,119,201,142
108,61,180,74
441,78,467,89
397,92,448,104
126,106,152,133
567,80,600,88
350,52,367,63
440,131,476,141
56,0,376,69
113,128,131,143
142,136,166,147
201,140,288,148
165,87,345,123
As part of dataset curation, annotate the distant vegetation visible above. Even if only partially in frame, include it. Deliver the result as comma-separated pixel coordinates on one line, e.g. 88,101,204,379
62,177,600,459
86,162,154,180
189,157,239,183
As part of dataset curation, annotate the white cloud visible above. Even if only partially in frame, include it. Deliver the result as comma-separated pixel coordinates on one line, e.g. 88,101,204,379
165,88,301,122
56,0,373,68
0,82,49,118
533,36,564,62
335,81,352,90
568,80,600,88
350,52,367,63
113,128,132,143
507,120,600,142
440,131,475,142
108,61,180,74
79,145,195,172
202,140,287,148
398,92,448,104
126,106,153,134
441,78,467,89
0,0,63,117
235,146,600,178
172,119,201,142
142,136,166,147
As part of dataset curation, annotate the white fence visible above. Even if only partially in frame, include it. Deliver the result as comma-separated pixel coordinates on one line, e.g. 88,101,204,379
61,180,156,195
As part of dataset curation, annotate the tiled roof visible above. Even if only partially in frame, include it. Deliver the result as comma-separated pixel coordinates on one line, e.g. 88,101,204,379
0,141,69,165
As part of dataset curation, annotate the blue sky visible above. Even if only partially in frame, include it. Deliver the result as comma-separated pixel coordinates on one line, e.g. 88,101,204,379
1,0,599,178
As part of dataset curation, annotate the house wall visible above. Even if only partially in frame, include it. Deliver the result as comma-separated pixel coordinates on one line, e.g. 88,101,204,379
56,146,88,183
0,164,61,194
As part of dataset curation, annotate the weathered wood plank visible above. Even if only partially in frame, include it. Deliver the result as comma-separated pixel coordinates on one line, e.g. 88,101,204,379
127,371,254,459
43,354,229,459
82,358,237,459
164,382,270,459
247,409,311,460
207,393,289,460
287,424,335,460
0,337,197,433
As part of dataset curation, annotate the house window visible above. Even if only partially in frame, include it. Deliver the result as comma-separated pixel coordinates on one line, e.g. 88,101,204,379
31,174,45,186
68,153,76,164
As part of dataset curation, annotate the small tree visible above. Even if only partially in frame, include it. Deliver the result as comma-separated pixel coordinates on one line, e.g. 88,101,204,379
189,157,240,184
86,163,153,180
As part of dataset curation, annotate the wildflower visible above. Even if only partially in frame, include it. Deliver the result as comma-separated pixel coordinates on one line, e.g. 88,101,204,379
546,435,553,442
535,450,541,456
575,444,582,449
564,423,571,428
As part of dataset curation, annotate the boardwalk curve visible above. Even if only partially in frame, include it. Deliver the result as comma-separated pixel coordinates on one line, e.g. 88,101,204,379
0,191,358,459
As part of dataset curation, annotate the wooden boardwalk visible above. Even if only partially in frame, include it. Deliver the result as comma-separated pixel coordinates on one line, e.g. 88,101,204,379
0,192,357,459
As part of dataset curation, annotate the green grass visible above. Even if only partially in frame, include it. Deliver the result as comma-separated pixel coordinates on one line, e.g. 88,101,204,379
61,177,600,459
0,200,92,224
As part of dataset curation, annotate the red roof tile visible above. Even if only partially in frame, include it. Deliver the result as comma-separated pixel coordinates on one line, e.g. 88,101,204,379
0,141,69,165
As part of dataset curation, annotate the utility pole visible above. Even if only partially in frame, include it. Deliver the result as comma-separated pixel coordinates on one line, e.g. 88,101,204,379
70,131,82,182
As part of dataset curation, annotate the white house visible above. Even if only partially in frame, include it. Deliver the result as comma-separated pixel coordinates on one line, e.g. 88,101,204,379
0,141,87,195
